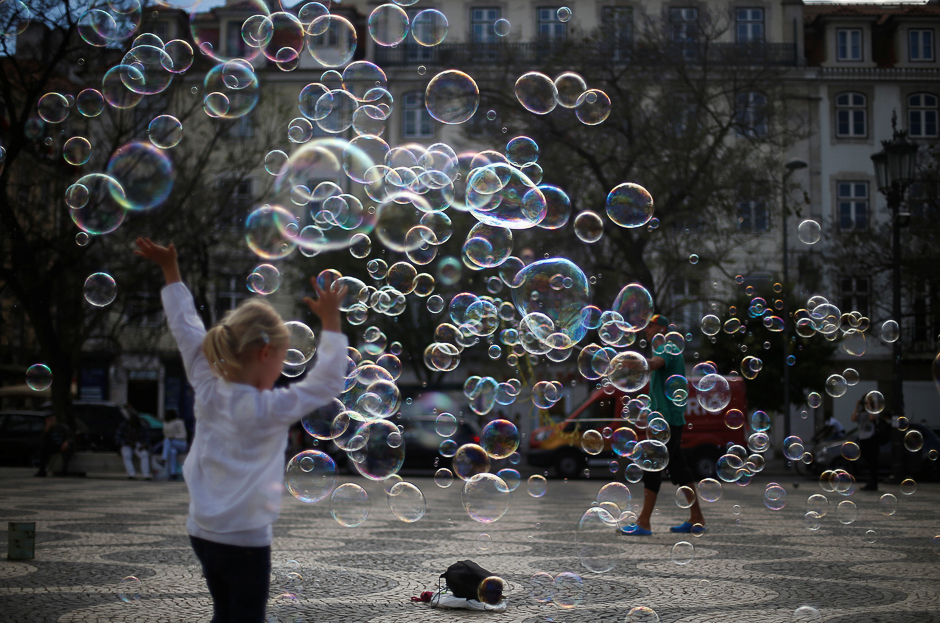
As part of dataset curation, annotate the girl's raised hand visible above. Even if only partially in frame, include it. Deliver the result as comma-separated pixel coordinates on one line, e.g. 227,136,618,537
303,277,346,333
134,238,181,284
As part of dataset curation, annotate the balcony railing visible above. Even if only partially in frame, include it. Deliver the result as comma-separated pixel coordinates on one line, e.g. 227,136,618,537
373,41,799,68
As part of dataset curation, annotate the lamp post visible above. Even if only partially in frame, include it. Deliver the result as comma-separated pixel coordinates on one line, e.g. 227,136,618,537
781,157,808,466
870,112,919,482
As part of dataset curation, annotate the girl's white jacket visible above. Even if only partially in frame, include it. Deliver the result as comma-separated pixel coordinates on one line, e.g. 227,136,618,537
162,282,348,546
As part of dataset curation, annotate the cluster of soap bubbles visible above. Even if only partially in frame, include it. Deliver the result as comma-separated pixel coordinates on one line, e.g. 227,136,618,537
22,3,940,610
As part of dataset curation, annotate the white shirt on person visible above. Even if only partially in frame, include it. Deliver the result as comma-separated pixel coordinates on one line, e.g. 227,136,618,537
161,282,348,547
164,419,186,441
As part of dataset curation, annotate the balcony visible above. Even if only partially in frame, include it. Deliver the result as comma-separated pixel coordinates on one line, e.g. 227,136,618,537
373,41,799,68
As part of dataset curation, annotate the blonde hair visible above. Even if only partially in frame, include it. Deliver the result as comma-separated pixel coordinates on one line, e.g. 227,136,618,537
202,297,289,381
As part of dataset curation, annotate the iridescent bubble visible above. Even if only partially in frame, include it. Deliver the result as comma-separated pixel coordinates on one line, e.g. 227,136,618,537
527,474,547,498
477,576,505,605
285,450,336,503
698,478,722,502
573,211,604,243
879,492,897,515
480,419,520,459
63,137,91,166
515,72,557,115
330,483,370,527
881,319,900,342
577,507,620,572
905,429,924,452
671,541,694,565
462,472,511,523
425,70,478,125
453,443,491,480
493,18,511,36
575,89,611,125
76,88,105,117
37,92,69,124
697,374,731,412
25,364,53,392
107,141,173,211
411,9,448,46
148,115,183,149
836,499,858,524
612,283,653,331
117,576,141,603
368,4,409,47
629,440,669,471
900,478,917,495
764,483,787,510
798,219,821,244
245,205,298,260
434,467,454,488
305,15,358,68
552,572,582,609
792,606,822,623
387,481,426,523
826,374,848,397
84,273,116,307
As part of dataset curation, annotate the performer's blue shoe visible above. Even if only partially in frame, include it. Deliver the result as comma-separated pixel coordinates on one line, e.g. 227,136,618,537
670,521,695,533
619,525,652,536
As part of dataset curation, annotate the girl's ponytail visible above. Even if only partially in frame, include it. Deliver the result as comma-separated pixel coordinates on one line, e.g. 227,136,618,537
202,298,288,380
202,323,239,380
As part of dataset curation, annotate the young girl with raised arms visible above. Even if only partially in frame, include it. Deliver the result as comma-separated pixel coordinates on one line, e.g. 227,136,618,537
135,238,348,623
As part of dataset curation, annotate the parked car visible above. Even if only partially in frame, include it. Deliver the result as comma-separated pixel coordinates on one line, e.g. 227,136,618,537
807,422,940,481
528,379,749,479
0,411,49,466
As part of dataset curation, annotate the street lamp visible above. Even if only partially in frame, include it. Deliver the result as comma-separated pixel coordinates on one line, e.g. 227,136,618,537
870,112,919,482
781,157,808,465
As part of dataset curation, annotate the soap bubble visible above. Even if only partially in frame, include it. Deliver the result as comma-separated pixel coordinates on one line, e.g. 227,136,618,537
672,541,694,565
575,89,611,125
37,92,69,124
117,576,141,603
148,115,183,149
480,419,520,459
25,364,53,392
806,493,829,517
606,183,653,228
628,440,669,471
434,468,454,488
462,472,511,523
697,374,731,412
554,72,586,108
612,283,653,331
453,443,491,480
879,493,897,515
63,137,91,166
763,483,787,510
825,374,848,397
573,211,604,242
881,320,900,343
493,18,511,36
368,4,409,47
411,9,448,46
904,429,924,452
581,430,604,455
836,500,858,524
576,507,621,573
247,263,281,296
552,572,583,609
84,273,116,307
285,450,336,503
330,483,370,527
791,605,822,623
529,572,554,603
107,141,173,212
900,478,917,495
527,474,547,498
387,481,426,523
477,576,505,605
698,478,722,502
798,219,821,244
625,605,660,622
305,15,357,68
425,70,478,125
515,72,557,115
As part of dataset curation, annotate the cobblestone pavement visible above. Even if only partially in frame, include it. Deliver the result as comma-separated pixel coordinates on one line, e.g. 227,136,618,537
1,466,939,623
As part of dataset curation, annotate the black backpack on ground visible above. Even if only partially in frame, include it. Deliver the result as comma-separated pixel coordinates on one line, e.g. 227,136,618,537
440,560,497,600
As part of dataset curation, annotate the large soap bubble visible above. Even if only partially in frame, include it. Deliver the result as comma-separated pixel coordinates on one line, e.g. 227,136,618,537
606,183,654,228
285,450,337,503
106,141,173,212
612,283,654,332
425,70,479,125
511,258,591,345
461,472,512,523
577,507,621,573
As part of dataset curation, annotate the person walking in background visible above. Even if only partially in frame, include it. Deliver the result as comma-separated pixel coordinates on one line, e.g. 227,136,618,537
35,414,74,477
162,409,188,481
116,412,152,480
621,314,705,535
135,237,348,623
851,398,880,491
